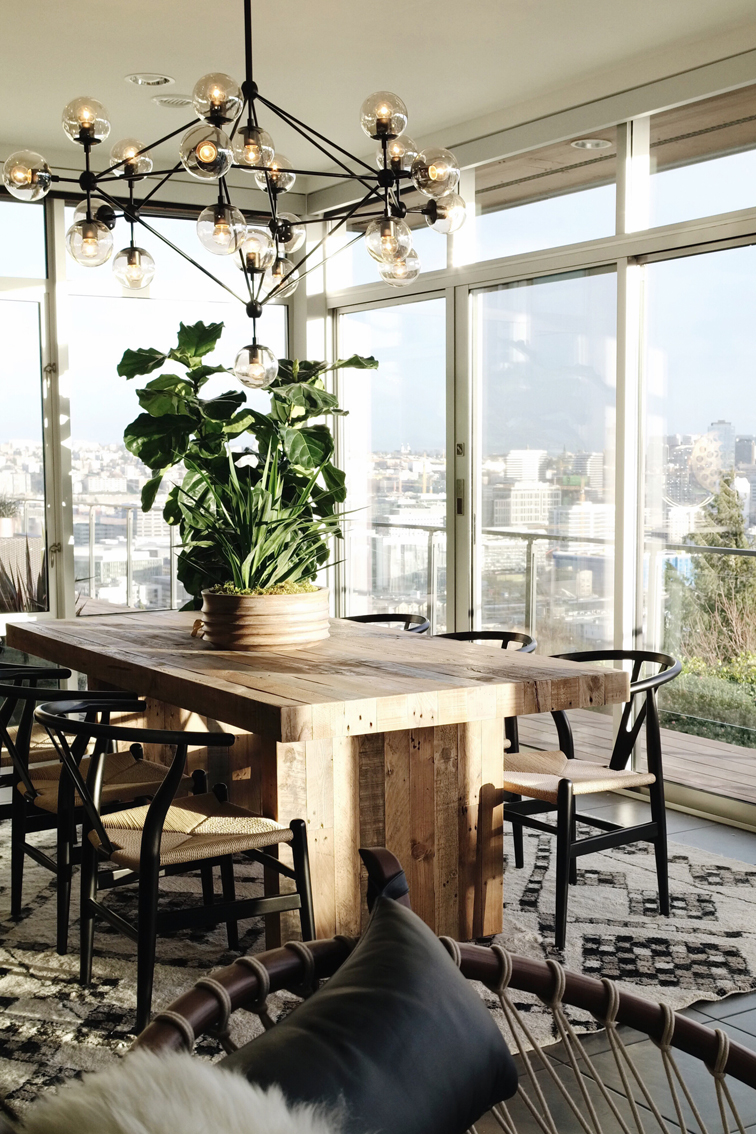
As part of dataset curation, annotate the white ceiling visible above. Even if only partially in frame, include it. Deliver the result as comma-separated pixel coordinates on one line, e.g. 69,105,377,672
4,0,756,189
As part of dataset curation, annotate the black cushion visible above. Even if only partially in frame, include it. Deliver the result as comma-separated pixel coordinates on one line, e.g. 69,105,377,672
222,896,517,1134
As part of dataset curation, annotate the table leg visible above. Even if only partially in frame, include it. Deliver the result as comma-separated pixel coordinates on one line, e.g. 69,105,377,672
262,718,505,944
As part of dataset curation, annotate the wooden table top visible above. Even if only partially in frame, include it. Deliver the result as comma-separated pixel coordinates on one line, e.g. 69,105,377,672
7,613,629,743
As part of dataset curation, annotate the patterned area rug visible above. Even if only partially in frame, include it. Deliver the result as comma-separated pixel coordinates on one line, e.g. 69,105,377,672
2,821,756,1109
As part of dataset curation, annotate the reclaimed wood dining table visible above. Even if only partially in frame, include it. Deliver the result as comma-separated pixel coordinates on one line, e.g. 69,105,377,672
7,612,629,943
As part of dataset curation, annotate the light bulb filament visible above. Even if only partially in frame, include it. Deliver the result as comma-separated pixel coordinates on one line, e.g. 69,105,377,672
196,140,218,165
428,163,447,181
10,164,30,186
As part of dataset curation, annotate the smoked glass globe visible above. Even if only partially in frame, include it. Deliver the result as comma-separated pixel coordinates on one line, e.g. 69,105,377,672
263,257,299,298
109,138,152,177
360,91,407,139
2,151,51,201
196,203,247,255
253,153,296,193
237,227,276,272
233,343,278,388
233,125,274,169
411,147,460,198
426,192,467,234
365,216,412,263
62,97,110,144
378,248,420,287
192,73,243,124
73,196,116,228
65,218,113,266
376,134,417,174
275,212,305,254
179,124,233,180
113,246,155,289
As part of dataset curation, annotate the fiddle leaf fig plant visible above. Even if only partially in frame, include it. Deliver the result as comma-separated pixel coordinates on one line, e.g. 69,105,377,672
119,320,377,606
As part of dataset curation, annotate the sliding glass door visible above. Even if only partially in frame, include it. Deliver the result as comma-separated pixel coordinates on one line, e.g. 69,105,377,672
338,296,447,631
471,268,617,652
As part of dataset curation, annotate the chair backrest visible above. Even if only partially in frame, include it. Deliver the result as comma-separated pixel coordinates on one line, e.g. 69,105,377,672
0,668,78,795
346,613,430,633
35,699,235,860
549,649,681,771
437,630,536,653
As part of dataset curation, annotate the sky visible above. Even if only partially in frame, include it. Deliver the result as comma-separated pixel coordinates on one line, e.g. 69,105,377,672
1,147,756,455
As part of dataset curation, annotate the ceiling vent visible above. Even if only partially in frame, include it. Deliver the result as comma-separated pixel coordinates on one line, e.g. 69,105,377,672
152,94,193,109
126,73,174,87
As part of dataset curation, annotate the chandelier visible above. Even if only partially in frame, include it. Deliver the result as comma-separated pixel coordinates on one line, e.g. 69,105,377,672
1,0,466,390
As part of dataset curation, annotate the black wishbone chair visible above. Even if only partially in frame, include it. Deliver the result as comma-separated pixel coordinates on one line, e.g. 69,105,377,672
479,650,681,949
36,700,316,1033
0,662,73,821
346,613,430,633
3,681,187,953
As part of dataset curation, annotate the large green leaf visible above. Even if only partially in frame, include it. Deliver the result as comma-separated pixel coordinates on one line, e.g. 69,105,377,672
141,473,165,512
172,321,224,363
202,390,247,421
123,413,196,469
137,375,196,418
281,424,333,469
117,347,167,379
188,363,230,387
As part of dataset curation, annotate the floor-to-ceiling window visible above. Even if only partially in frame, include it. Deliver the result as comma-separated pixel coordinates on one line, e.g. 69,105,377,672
471,268,617,651
642,244,756,803
338,296,448,630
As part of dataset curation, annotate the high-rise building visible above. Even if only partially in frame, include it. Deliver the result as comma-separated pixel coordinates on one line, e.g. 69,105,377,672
505,449,546,482
736,435,756,466
708,420,735,469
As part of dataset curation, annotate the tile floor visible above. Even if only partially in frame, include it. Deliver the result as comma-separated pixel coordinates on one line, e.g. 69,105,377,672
483,791,756,1133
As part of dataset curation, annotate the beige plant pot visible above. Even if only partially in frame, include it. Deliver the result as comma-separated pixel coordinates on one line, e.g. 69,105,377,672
197,586,330,651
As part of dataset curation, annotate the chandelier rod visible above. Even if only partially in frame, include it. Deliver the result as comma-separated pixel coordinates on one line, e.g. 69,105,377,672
249,100,278,221
244,0,254,97
136,214,248,304
264,183,382,303
138,163,184,210
256,92,375,177
96,119,200,180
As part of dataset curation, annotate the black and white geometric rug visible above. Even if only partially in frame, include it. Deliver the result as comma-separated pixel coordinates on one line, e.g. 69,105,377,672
2,821,756,1109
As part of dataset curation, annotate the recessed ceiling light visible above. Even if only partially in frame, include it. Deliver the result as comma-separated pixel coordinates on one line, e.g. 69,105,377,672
126,73,175,87
152,93,193,109
571,138,612,150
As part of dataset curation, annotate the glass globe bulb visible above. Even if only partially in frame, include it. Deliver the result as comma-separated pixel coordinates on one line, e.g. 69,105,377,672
275,212,306,254
236,227,276,273
109,138,152,177
2,151,51,201
65,218,113,266
411,147,461,198
62,97,110,144
365,216,412,263
233,125,274,169
179,124,233,181
263,257,299,299
426,192,467,234
378,248,421,288
113,246,155,290
376,134,417,174
73,196,116,229
253,154,296,193
360,91,408,139
192,72,243,124
196,203,247,255
233,343,278,389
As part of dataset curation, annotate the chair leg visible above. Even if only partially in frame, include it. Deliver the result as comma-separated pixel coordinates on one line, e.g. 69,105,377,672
136,868,160,1034
79,828,97,986
503,794,524,869
649,777,670,916
569,799,578,886
56,808,75,955
10,789,26,918
200,864,215,906
219,856,238,950
290,819,315,942
555,779,574,951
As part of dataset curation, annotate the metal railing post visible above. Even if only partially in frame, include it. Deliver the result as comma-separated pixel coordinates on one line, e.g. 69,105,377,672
126,508,134,607
88,505,96,599
429,531,438,634
524,538,537,636
169,521,178,610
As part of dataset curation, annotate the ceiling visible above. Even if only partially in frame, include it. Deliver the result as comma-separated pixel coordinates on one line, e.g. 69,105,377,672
4,0,756,195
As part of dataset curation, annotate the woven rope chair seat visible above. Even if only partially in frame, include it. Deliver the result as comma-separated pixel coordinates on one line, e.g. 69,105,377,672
90,792,293,869
2,723,60,767
23,750,192,814
502,748,656,804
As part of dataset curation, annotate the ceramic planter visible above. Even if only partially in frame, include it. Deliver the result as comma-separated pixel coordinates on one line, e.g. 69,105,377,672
198,586,330,650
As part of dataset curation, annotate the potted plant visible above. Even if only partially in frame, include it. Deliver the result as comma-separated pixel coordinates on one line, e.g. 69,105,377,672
119,320,376,649
0,496,18,539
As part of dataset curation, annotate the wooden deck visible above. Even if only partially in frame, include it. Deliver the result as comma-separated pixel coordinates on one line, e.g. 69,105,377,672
518,709,756,806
